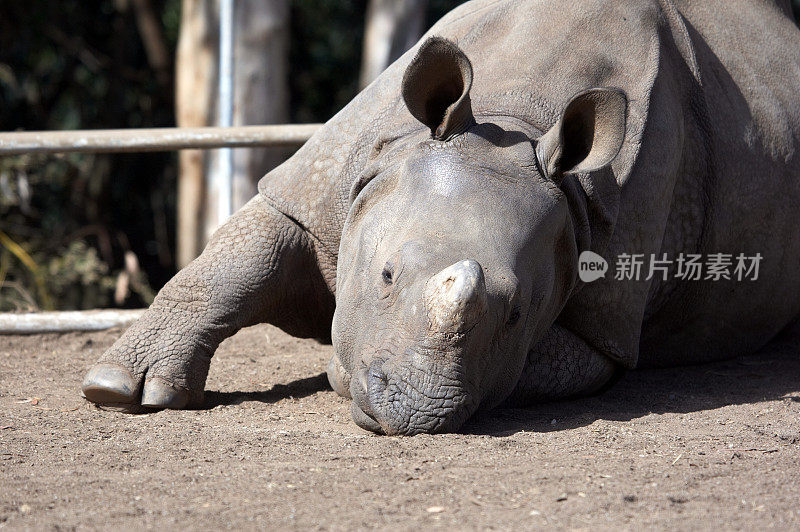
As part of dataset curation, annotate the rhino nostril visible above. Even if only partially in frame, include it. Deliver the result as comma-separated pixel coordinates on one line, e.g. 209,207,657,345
369,363,389,386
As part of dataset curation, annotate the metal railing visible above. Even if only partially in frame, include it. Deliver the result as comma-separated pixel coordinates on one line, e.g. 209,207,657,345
0,124,322,156
0,309,145,334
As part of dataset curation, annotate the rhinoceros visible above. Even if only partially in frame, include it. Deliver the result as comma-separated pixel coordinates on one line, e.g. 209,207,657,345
82,0,800,435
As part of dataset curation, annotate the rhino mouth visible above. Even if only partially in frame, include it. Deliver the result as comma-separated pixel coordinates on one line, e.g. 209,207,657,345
349,349,478,436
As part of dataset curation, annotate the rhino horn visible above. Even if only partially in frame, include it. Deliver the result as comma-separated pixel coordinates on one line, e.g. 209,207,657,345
424,259,488,333
402,37,475,141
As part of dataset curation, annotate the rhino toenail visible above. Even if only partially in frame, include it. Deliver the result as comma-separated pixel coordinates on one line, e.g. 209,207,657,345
82,364,139,405
141,378,189,409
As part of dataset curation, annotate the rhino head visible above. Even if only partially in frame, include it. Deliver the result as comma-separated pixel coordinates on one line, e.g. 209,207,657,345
329,38,628,435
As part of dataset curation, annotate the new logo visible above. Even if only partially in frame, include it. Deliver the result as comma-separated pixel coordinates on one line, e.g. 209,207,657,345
578,251,608,283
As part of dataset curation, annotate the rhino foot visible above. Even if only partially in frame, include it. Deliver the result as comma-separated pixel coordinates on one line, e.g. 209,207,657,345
81,313,211,412
83,363,194,411
505,323,618,405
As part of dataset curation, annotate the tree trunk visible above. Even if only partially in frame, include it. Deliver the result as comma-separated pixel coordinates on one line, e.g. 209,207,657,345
176,0,289,268
359,0,428,89
175,0,218,268
234,0,289,208
131,0,172,88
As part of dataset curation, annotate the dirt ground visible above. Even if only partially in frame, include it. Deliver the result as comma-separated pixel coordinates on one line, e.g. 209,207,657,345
1,323,798,530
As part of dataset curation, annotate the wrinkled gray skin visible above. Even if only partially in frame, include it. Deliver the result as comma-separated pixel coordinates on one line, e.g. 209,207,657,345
83,0,800,435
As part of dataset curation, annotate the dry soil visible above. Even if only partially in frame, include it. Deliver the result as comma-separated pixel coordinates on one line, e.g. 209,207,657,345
1,324,799,530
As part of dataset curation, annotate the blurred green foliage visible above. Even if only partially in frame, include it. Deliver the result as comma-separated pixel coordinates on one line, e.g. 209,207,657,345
0,0,796,310
289,0,368,123
0,0,180,310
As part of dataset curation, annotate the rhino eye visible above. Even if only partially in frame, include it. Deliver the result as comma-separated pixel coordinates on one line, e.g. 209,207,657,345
381,262,394,284
507,306,521,327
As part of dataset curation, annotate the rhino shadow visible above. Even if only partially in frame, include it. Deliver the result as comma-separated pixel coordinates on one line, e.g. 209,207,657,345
463,334,800,437
198,338,798,435
203,372,331,408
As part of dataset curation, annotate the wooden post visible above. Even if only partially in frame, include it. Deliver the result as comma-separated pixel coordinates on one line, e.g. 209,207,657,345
231,0,290,212
359,0,428,89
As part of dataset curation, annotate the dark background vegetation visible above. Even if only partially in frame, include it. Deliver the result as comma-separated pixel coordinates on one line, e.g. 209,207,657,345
0,0,466,311
0,1,798,310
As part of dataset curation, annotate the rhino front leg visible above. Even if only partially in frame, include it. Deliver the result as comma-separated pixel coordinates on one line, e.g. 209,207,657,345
505,324,619,406
82,194,335,410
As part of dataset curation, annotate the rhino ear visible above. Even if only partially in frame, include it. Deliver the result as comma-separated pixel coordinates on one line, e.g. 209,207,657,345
402,37,475,140
536,88,628,181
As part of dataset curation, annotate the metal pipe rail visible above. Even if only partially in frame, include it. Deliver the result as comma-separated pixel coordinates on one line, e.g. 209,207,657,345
0,309,146,334
0,124,322,156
